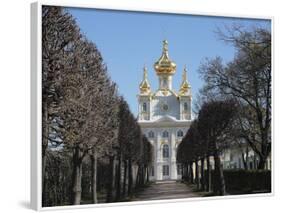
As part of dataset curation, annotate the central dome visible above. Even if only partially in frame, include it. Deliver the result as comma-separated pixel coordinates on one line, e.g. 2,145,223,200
154,40,176,75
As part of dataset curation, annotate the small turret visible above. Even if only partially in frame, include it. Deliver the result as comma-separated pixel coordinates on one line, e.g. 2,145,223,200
179,65,191,95
139,66,151,94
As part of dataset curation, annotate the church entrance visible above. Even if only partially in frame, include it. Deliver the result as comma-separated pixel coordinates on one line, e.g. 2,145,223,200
162,165,170,179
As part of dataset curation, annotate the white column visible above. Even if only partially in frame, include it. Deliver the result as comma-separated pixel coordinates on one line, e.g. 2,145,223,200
148,100,151,121
156,130,162,180
170,130,177,179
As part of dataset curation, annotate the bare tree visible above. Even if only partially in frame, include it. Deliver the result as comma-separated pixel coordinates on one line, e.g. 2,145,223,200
199,25,271,169
42,6,81,203
42,6,153,207
198,100,237,195
178,100,237,195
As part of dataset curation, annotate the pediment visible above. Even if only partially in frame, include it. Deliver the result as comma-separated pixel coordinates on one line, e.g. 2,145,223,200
152,89,178,98
155,115,177,123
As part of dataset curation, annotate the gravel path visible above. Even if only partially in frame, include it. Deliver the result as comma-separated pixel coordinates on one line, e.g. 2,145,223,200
132,181,201,201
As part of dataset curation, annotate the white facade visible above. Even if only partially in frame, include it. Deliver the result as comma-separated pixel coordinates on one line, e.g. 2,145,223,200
137,40,192,181
221,145,272,170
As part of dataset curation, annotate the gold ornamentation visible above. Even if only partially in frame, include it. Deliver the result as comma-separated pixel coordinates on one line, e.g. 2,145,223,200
154,40,176,75
139,66,151,94
179,65,191,95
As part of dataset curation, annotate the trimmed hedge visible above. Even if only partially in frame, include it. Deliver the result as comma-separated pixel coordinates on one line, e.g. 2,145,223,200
221,170,271,194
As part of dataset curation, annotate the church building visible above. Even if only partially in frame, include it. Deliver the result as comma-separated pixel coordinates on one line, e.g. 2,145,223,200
137,40,192,181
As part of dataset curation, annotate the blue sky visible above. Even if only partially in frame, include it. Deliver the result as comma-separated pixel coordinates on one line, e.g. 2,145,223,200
67,7,270,116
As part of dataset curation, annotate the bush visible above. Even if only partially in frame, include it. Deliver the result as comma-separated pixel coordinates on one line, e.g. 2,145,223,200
222,170,271,194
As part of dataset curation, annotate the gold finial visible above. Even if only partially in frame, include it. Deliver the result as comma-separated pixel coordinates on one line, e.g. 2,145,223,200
154,40,176,75
179,65,190,95
139,66,151,94
182,65,187,81
163,40,168,53
143,65,148,79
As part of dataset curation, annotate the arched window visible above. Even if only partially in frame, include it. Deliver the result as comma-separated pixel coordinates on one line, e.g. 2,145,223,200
162,130,169,138
148,131,154,138
177,130,184,137
163,144,169,158
184,102,188,111
142,102,147,112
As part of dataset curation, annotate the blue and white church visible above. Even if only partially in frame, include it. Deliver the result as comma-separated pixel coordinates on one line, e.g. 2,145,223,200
137,40,192,181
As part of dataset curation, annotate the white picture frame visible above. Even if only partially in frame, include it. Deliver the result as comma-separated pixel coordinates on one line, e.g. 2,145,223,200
31,1,274,211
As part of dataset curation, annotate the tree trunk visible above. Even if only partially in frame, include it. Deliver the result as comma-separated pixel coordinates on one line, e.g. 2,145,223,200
122,160,127,197
195,160,200,190
106,156,116,202
140,165,144,186
135,165,140,188
146,166,150,183
90,150,98,204
259,129,271,170
242,145,249,170
206,156,212,192
115,153,122,201
181,164,185,181
200,158,205,191
128,158,133,196
42,145,47,206
213,149,225,195
258,156,267,170
71,146,83,205
141,164,145,186
185,163,189,182
189,162,194,184
42,101,48,204
136,164,144,187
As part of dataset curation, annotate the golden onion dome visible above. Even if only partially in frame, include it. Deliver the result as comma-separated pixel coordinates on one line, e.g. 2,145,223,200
179,65,191,94
154,40,176,75
139,66,151,94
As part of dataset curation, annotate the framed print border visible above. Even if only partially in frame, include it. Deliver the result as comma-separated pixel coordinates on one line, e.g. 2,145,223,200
31,0,274,211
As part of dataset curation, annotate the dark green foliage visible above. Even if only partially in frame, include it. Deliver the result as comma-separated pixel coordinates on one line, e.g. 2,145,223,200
209,170,271,194
224,170,271,194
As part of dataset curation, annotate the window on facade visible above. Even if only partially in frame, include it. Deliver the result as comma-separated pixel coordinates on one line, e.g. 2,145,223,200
163,144,169,158
184,102,188,111
162,130,169,138
163,165,169,176
148,131,154,138
177,130,184,137
142,102,147,112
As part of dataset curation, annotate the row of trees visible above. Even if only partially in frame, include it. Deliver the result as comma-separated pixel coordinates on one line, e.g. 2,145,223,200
177,24,271,195
177,100,237,195
42,6,151,207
